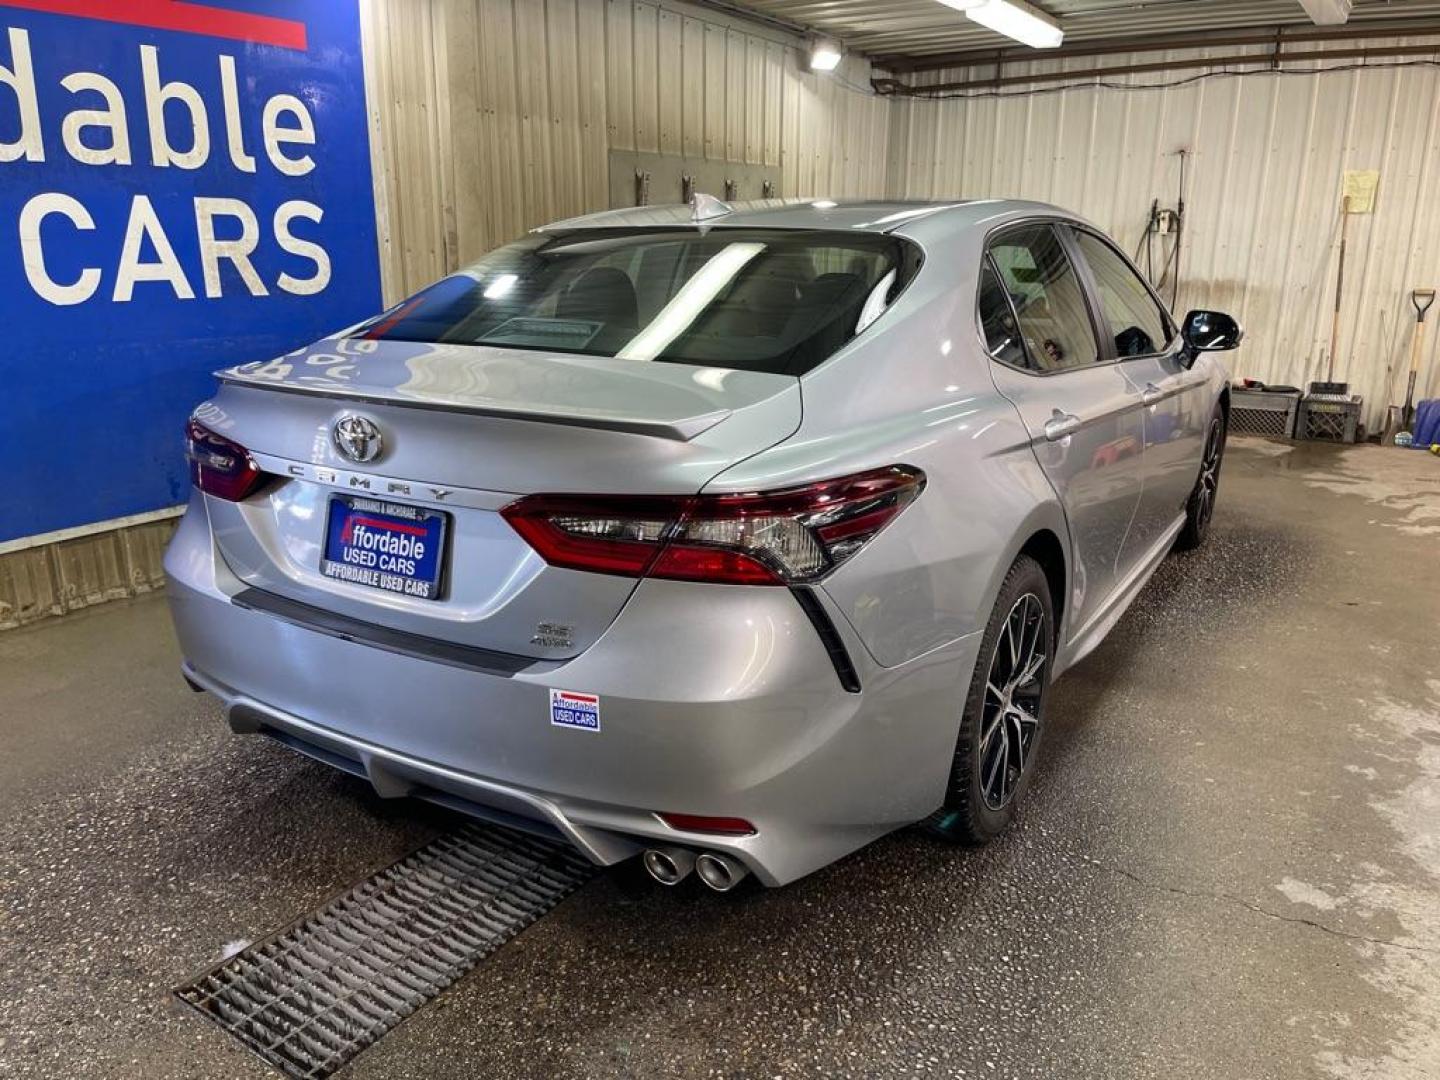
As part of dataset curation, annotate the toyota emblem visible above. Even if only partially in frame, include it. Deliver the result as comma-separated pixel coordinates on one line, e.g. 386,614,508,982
332,415,383,463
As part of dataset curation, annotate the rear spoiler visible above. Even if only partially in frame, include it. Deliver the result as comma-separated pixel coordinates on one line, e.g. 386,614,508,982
214,369,731,442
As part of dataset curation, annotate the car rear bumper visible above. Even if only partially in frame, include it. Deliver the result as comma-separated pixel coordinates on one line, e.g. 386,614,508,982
165,499,978,885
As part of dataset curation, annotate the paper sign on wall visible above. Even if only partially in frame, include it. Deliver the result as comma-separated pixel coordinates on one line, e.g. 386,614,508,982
1342,170,1380,214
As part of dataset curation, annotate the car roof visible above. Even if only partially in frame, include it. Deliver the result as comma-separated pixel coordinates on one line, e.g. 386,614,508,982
537,197,1085,240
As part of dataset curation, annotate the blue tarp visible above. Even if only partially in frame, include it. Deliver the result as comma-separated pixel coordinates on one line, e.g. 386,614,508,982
1412,399,1440,449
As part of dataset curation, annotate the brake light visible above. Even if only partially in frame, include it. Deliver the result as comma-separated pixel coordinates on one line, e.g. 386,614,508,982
185,418,266,501
501,465,924,586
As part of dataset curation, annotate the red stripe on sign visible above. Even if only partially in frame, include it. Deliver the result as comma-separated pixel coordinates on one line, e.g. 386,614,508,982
349,516,427,537
363,296,424,339
0,0,308,51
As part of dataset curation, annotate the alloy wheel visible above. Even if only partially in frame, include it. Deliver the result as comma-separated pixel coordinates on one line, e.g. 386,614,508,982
979,592,1048,811
1195,418,1223,532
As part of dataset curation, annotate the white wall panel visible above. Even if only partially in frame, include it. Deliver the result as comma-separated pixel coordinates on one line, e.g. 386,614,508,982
890,40,1440,427
366,0,891,300
364,6,1440,429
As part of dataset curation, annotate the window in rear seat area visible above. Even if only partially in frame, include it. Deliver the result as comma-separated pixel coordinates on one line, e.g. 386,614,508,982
353,228,924,377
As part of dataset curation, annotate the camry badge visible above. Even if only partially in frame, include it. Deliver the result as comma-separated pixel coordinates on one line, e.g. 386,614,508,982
333,415,383,463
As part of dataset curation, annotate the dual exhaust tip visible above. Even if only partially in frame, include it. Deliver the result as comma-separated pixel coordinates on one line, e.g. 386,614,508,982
642,846,749,892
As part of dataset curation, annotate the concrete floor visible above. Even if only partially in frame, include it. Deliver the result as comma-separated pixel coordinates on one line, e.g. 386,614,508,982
1,437,1438,1079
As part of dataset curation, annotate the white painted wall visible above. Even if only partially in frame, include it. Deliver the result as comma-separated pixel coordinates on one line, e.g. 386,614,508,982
362,0,891,300
363,5,1440,429
888,38,1440,427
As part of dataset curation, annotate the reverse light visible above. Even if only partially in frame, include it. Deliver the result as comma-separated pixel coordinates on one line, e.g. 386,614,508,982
185,418,266,501
501,465,925,586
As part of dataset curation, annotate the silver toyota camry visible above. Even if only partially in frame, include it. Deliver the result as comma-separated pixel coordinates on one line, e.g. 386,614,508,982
166,198,1241,889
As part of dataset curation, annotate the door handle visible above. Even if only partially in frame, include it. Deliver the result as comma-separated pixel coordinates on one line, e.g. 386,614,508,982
1043,411,1083,441
1141,382,1165,406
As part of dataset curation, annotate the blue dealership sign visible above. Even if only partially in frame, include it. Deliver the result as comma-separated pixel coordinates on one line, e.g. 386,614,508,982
0,0,381,542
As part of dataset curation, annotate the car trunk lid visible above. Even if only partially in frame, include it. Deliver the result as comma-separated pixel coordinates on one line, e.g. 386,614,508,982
201,338,801,658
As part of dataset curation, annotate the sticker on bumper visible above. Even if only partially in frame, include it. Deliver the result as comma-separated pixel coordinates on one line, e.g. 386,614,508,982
550,689,600,732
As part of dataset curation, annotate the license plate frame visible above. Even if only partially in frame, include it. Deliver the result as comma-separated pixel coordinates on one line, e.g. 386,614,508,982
320,494,450,601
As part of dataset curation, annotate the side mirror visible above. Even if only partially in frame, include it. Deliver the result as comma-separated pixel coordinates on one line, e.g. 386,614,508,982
1180,309,1243,366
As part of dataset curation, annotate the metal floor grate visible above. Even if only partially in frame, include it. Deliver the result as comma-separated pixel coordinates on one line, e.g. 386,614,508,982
175,825,593,1078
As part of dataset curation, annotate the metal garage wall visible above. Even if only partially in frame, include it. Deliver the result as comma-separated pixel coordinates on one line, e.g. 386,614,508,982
0,516,175,631
362,10,1440,427
887,39,1440,429
361,0,892,300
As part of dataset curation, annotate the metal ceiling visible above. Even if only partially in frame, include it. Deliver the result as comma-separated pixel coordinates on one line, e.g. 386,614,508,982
713,0,1440,65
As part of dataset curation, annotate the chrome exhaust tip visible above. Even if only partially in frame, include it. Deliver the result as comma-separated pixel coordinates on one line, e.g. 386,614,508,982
695,851,750,893
642,846,696,886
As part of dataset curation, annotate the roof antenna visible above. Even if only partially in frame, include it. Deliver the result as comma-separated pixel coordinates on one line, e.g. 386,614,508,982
690,192,734,224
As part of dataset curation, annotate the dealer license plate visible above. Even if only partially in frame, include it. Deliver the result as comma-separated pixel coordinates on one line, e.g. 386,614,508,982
320,495,448,600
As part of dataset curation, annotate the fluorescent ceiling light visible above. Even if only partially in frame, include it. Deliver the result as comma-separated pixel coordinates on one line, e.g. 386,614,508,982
809,38,842,72
483,273,518,299
855,270,898,334
859,204,962,228
617,243,766,361
960,0,1063,49
1298,0,1351,24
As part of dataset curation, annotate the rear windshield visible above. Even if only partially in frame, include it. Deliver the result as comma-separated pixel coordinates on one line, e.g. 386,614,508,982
357,228,922,377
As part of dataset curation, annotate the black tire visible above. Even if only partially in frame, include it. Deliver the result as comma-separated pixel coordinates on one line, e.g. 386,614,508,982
925,555,1055,845
1174,402,1227,552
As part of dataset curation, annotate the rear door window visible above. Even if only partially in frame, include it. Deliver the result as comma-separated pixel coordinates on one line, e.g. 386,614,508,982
978,257,1031,370
1072,230,1172,358
987,226,1099,373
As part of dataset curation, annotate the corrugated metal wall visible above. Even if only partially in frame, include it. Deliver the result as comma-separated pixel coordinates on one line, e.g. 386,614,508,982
888,39,1440,428
364,9,1440,428
0,516,176,631
362,0,892,300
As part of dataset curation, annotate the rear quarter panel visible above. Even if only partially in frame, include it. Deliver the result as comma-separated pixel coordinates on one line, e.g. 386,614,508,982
706,220,1067,669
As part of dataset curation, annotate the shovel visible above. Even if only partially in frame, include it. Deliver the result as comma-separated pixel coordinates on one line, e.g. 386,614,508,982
1403,288,1436,430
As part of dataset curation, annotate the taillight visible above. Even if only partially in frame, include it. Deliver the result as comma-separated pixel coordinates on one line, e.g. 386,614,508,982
501,465,924,586
185,418,266,501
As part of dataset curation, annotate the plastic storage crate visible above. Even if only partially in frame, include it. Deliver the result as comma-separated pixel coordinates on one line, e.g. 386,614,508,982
1298,392,1362,443
1230,388,1300,438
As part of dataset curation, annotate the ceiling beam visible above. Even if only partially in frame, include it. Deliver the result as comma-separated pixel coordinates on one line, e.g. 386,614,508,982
874,39,1440,96
872,17,1440,73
